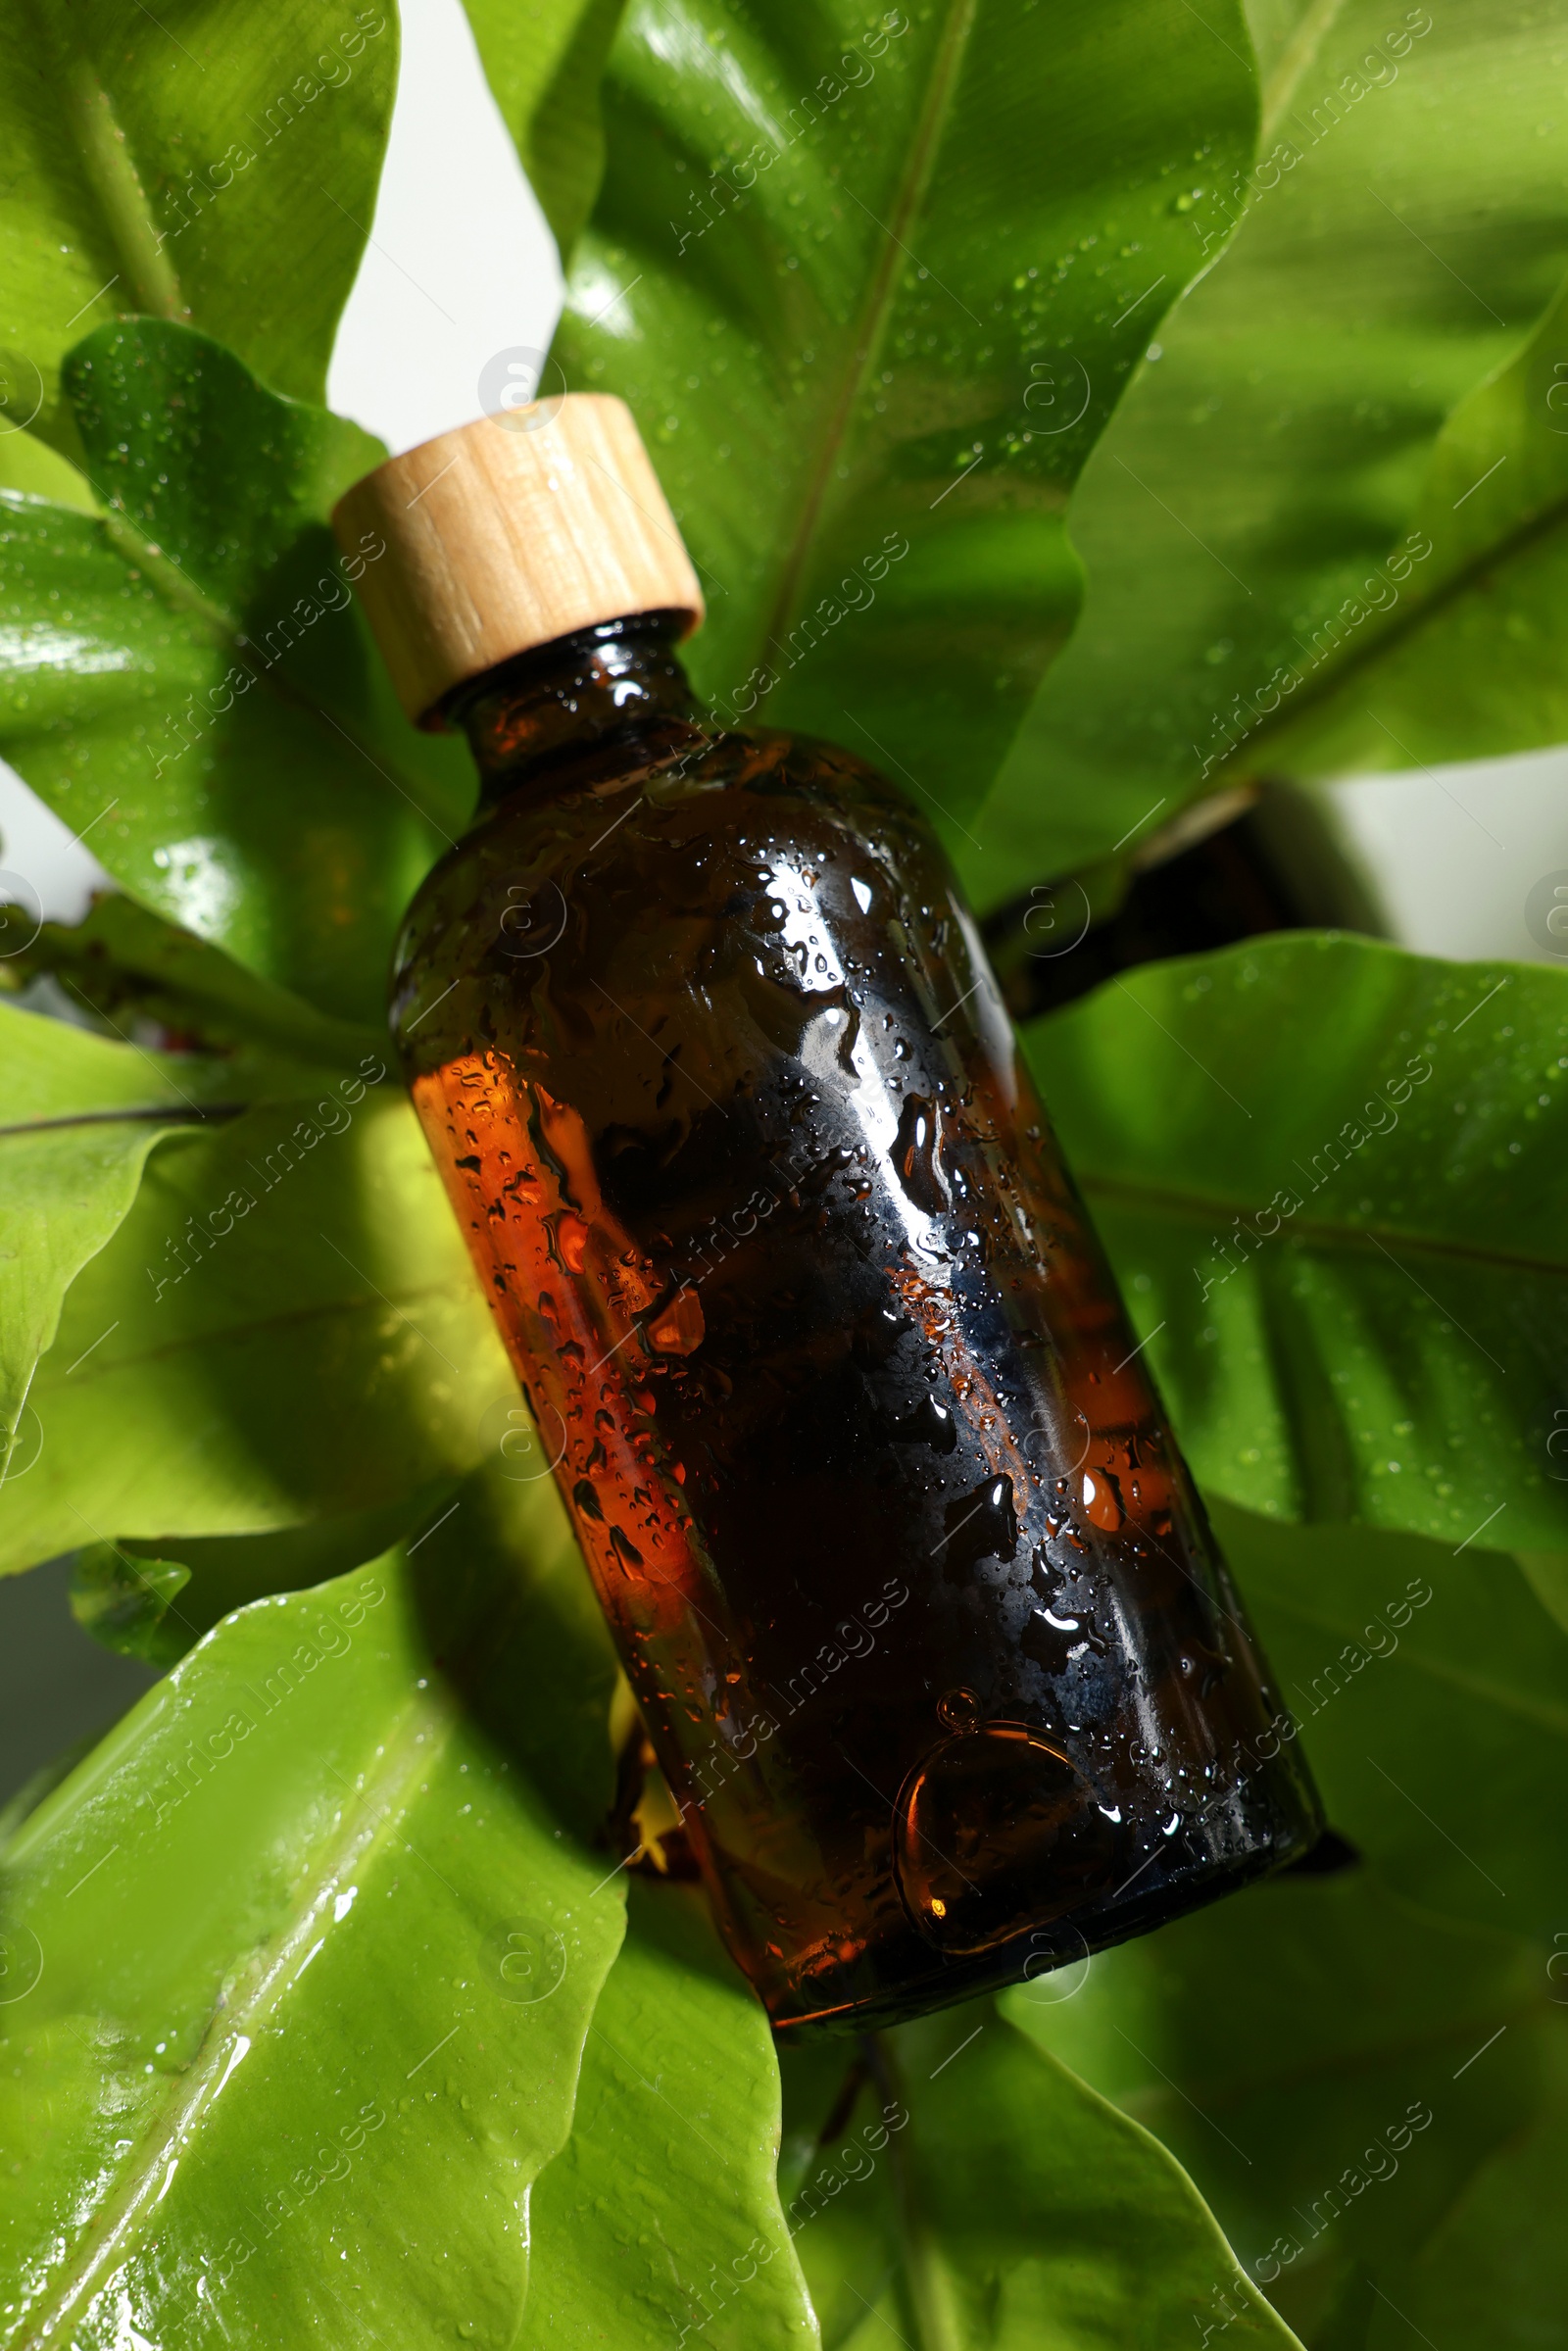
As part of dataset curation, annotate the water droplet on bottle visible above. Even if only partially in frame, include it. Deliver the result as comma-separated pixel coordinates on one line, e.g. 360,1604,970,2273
891,1093,947,1215
937,1686,981,1731
941,1475,1017,1581
1082,1468,1123,1530
648,1290,705,1355
894,1725,1117,1952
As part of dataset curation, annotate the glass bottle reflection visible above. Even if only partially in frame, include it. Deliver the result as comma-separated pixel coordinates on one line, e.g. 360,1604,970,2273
391,613,1322,2033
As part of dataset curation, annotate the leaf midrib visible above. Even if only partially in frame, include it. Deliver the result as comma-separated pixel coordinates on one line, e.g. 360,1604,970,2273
1149,0,1568,804
0,1105,245,1140
755,0,980,662
24,0,185,325
1078,1169,1568,1282
38,1273,484,1392
1259,0,1348,145
15,1684,454,2350
1214,449,1568,794
869,2031,963,2351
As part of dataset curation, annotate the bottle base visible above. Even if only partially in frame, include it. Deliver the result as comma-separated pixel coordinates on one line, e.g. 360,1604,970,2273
766,1821,1321,2038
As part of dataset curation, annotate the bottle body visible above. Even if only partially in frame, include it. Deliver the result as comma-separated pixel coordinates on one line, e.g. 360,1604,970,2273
391,647,1320,2033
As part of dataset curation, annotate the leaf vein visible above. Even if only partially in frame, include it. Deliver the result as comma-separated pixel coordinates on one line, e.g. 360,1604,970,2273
14,1687,453,2348
755,0,980,663
1080,1170,1568,1282
1216,479,1568,788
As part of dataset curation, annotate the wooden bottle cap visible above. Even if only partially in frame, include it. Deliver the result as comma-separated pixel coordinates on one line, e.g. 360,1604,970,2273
330,394,705,726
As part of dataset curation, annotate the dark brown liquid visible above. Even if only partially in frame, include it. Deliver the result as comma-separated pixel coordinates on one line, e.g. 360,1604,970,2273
391,618,1320,2033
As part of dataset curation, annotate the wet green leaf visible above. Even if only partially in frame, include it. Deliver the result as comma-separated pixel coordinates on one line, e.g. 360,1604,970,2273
68,1481,455,1668
15,893,387,1074
1007,1500,1568,2343
1249,271,1568,791
69,1546,193,1667
460,0,629,257
1212,1500,1568,1939
520,1880,814,2349
0,1001,241,1478
0,1465,627,2348
782,2004,1302,2349
0,320,475,1023
969,0,1568,892
0,0,398,447
0,1082,514,1577
1007,1870,1567,2348
1026,934,1568,1549
551,0,1257,833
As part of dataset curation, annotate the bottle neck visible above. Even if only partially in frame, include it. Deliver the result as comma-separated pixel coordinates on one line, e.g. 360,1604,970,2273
443,611,706,808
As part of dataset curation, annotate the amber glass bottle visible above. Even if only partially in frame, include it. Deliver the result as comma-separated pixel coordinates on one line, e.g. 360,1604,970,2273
336,399,1321,2034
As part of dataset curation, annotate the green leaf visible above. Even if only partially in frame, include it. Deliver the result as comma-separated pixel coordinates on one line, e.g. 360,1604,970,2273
967,0,1568,894
1515,1550,1568,1637
1374,2095,1568,2351
554,0,1257,830
0,428,98,514
0,1465,627,2347
0,998,242,1472
1254,270,1568,784
1211,1499,1567,1938
70,1543,194,1667
782,2005,1302,2349
70,1480,456,1667
16,894,386,1073
519,1879,814,2349
1025,934,1568,1550
0,1081,515,1576
0,319,476,1023
1006,1870,1565,2347
0,0,398,446
0,1733,107,1855
1008,1501,1568,2337
460,0,630,258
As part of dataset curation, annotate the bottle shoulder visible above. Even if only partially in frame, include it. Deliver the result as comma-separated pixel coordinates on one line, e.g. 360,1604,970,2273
388,706,1025,1221
392,721,949,999
473,718,920,845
